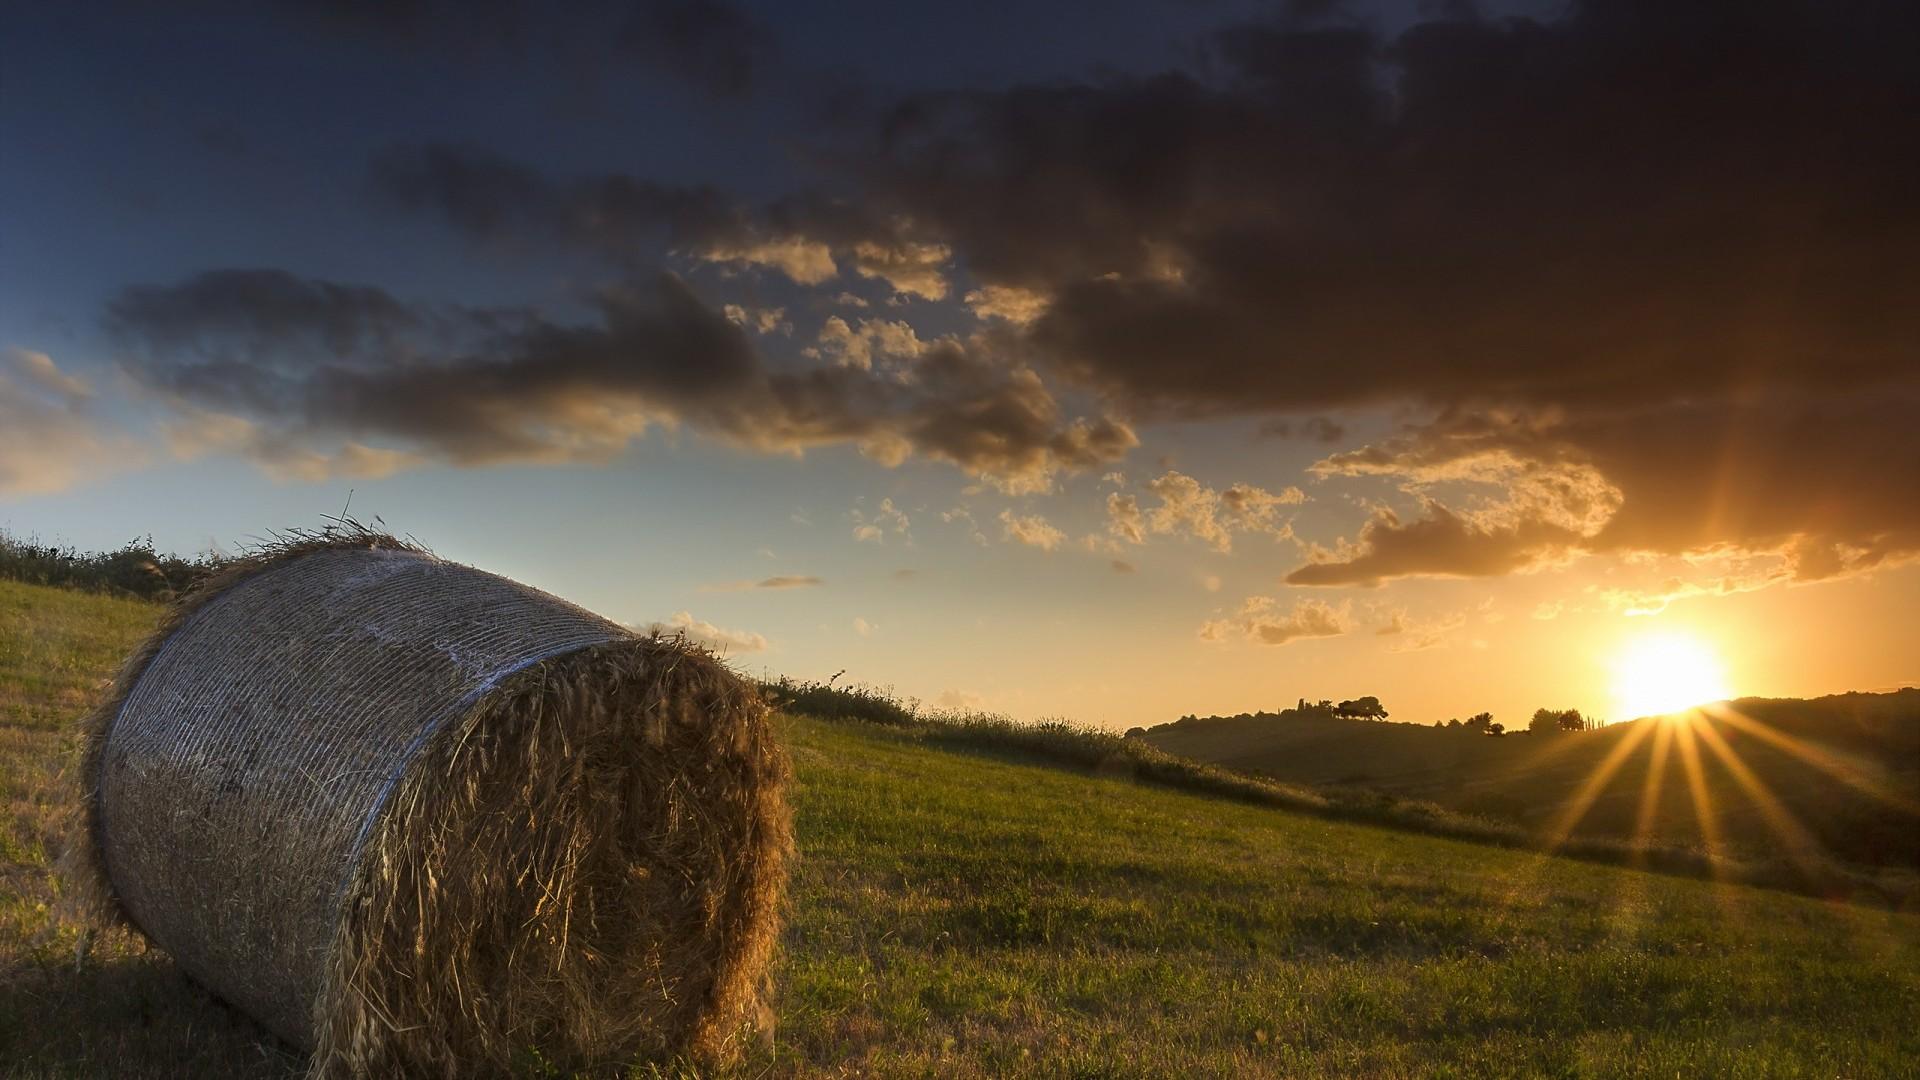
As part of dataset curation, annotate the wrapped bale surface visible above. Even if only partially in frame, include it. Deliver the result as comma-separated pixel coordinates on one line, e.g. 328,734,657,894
68,535,791,1076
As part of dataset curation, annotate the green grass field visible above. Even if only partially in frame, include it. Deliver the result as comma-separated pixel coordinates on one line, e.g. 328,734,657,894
3,578,1918,1077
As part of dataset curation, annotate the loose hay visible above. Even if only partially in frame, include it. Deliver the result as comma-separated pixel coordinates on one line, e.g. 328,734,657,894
63,529,791,1076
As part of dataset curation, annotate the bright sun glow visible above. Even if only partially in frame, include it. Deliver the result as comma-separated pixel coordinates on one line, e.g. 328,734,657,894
1611,631,1733,720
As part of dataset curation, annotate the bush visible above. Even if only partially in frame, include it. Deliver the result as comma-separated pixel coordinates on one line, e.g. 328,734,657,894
0,531,229,601
759,675,919,727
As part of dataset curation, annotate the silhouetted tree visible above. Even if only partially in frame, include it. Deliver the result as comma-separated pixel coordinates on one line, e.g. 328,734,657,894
1487,721,1506,736
1334,696,1389,721
1529,707,1588,734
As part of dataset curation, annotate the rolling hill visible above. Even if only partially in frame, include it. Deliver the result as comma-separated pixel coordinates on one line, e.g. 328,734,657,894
1142,696,1920,872
3,579,1917,1076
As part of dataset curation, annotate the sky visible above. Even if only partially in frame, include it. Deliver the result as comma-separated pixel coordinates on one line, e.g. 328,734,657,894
4,0,1918,730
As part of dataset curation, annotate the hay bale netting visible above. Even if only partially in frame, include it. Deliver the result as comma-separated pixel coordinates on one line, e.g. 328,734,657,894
64,533,791,1076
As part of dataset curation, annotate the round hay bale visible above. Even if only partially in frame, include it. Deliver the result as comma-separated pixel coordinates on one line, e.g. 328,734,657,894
64,531,791,1076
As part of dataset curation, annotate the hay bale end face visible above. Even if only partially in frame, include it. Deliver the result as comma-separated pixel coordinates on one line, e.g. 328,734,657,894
66,533,791,1076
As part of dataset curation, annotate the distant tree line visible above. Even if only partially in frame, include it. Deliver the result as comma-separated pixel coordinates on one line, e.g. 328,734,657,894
1435,711,1502,735
1149,697,1603,738
1147,696,1391,734
1430,707,1598,736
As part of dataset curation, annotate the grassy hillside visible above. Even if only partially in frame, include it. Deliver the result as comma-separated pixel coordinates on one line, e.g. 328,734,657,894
4,579,1918,1076
1144,701,1920,871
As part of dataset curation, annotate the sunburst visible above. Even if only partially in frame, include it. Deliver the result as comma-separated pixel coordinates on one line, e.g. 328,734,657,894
1611,630,1732,720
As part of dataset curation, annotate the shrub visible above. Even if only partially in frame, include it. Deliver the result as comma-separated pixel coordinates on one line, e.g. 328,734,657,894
0,531,229,601
759,675,919,727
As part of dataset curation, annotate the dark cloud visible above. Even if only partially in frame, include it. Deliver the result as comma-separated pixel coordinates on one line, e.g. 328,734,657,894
107,268,425,362
1285,500,1585,587
269,0,775,97
267,0,536,55
1291,392,1920,584
618,0,776,99
869,3,1920,414
369,143,938,292
1552,399,1920,569
368,144,738,260
105,269,441,420
1257,416,1345,443
833,1,1920,575
106,268,1132,488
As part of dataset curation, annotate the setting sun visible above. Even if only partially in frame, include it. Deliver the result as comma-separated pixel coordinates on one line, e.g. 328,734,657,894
1611,631,1734,719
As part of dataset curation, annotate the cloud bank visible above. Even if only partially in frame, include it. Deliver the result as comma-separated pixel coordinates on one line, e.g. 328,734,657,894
106,269,1133,492
845,1,1920,579
69,1,1920,598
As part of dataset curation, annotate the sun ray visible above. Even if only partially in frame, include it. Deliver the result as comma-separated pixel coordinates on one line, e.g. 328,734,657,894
1690,715,1831,877
1542,718,1656,848
1631,717,1676,853
1704,718,1820,845
1668,717,1758,921
1706,704,1920,817
1672,719,1724,864
1476,738,1643,941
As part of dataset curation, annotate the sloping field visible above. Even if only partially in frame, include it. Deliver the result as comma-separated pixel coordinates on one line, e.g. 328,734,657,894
1144,704,1920,870
3,579,1917,1077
